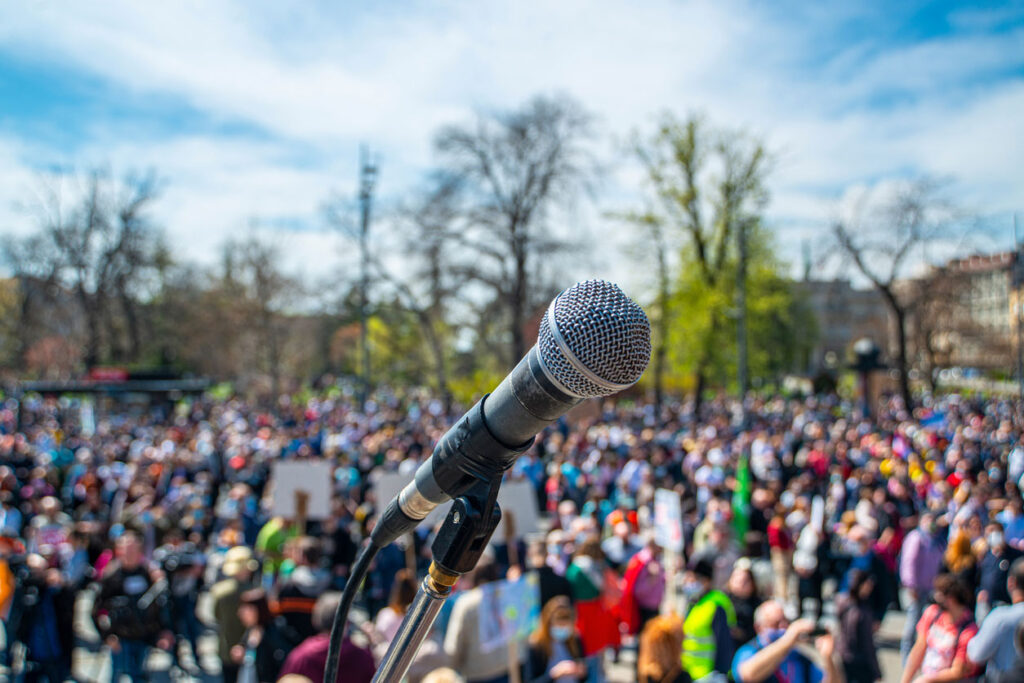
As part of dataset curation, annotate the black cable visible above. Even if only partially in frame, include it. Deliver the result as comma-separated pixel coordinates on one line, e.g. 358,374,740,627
324,541,378,683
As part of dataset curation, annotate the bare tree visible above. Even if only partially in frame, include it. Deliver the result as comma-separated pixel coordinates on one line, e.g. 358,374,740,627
229,235,300,401
433,94,598,364
369,176,464,407
3,170,163,369
833,178,956,409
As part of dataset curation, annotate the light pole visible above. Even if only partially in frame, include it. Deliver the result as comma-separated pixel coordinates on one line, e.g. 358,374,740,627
358,146,378,411
1014,213,1023,409
736,218,749,428
852,338,883,418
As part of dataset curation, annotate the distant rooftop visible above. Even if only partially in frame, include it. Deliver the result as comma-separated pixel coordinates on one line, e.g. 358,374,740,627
946,251,1017,273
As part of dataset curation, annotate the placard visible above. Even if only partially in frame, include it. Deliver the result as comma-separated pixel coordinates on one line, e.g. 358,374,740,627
270,460,334,519
653,488,683,552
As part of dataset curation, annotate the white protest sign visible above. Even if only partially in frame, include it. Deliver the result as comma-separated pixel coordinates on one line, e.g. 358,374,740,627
373,470,540,539
653,488,683,552
270,460,334,519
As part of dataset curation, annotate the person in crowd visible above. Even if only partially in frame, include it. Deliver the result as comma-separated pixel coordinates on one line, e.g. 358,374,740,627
422,669,466,683
273,536,332,647
968,557,1024,679
732,600,838,683
767,505,793,604
726,561,763,648
365,531,406,621
0,534,19,672
943,530,979,599
362,566,447,681
681,557,736,682
794,518,828,622
15,553,75,683
835,569,881,683
254,515,296,584
637,613,691,683
994,621,1024,683
27,496,71,556
326,501,358,589
525,541,573,609
526,596,589,682
901,573,981,683
621,536,666,637
565,535,619,656
372,567,417,645
872,525,903,613
278,592,375,683
0,491,23,538
231,587,290,683
601,520,642,571
211,545,259,683
444,555,520,683
978,520,1022,617
155,535,205,675
1000,497,1024,549
91,531,174,682
844,525,890,624
899,511,945,663
703,525,742,591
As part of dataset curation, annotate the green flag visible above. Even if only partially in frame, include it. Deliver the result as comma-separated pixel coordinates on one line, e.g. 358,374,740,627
733,451,751,541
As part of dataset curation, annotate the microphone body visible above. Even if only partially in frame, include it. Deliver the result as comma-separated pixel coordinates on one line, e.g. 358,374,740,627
371,279,650,546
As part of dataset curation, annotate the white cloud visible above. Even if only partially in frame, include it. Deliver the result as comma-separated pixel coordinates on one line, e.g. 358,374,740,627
0,0,1021,287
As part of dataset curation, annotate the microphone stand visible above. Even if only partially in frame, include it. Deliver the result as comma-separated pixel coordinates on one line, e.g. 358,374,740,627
372,476,504,683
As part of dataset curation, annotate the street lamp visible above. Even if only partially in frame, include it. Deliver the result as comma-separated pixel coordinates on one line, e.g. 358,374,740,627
851,338,884,418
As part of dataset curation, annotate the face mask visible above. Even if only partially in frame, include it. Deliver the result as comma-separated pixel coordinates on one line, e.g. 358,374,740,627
762,628,786,644
547,544,561,556
551,625,572,642
682,582,705,600
988,532,1005,548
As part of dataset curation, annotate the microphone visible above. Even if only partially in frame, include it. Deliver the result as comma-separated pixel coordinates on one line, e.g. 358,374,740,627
371,279,651,546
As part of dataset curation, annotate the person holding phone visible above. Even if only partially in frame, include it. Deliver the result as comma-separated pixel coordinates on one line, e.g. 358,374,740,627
731,600,839,683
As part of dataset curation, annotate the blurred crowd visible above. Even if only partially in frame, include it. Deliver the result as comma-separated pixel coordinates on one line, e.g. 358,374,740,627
1,390,1024,683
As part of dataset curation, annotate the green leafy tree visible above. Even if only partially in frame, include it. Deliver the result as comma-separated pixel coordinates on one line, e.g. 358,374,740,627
629,113,812,406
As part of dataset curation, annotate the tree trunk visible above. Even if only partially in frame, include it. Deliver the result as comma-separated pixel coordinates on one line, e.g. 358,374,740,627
17,280,33,367
879,286,914,411
653,333,666,411
693,366,706,421
119,287,141,363
418,311,451,412
80,288,101,369
692,316,719,419
892,304,913,410
653,248,669,411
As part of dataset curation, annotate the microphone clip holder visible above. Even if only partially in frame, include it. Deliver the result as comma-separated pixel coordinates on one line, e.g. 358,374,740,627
372,473,504,682
431,475,502,574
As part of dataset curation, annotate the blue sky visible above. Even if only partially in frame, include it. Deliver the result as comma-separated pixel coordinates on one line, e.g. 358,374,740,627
0,0,1021,288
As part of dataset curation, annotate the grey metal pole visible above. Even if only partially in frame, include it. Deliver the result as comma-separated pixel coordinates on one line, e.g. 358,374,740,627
358,146,377,411
1015,214,1022,408
372,571,453,682
737,217,749,425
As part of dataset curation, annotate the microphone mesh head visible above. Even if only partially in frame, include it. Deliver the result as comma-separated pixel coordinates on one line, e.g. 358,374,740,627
538,279,651,398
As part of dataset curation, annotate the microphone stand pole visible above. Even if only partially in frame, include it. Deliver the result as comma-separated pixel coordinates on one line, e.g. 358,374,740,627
372,477,504,683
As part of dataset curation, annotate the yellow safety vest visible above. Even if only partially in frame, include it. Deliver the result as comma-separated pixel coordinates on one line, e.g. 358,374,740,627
682,589,736,680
